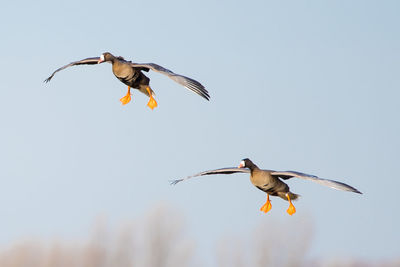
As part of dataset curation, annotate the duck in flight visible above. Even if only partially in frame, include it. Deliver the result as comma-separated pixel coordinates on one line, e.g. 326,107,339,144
171,158,362,215
44,52,210,109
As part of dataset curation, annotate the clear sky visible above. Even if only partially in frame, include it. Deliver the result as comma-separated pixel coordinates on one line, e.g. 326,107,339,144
0,0,399,263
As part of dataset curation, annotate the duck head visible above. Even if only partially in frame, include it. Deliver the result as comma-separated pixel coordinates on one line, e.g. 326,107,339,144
238,158,257,170
98,52,115,64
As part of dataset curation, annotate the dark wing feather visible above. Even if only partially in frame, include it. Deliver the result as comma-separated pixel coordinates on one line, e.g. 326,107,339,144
129,63,210,100
44,57,100,83
170,167,250,185
271,171,362,194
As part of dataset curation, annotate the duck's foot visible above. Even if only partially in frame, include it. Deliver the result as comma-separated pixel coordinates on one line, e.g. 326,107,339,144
286,193,296,215
120,86,132,105
146,87,158,110
260,194,272,213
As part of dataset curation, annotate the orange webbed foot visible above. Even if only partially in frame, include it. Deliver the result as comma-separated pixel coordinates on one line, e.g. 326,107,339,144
120,86,132,105
147,97,158,110
260,195,272,214
287,203,296,215
286,193,296,215
146,87,158,110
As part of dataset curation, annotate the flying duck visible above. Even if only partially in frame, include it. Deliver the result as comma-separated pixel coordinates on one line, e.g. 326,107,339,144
44,52,210,109
171,158,362,215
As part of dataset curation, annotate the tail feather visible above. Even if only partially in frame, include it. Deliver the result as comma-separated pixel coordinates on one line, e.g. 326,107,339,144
278,192,300,201
289,192,300,201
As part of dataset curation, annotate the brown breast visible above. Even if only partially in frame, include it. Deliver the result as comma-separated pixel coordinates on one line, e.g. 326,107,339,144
251,169,289,195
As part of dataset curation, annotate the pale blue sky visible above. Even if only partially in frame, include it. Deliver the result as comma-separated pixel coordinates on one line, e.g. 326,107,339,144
0,0,399,263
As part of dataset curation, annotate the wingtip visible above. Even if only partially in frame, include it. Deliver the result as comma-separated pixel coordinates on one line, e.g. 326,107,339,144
348,185,362,194
200,90,210,101
170,179,183,185
185,79,210,101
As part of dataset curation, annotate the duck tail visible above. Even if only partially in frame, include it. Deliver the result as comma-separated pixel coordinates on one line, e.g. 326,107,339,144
289,192,300,201
278,192,300,201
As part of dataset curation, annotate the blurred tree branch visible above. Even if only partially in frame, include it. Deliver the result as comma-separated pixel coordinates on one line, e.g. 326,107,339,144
0,206,397,267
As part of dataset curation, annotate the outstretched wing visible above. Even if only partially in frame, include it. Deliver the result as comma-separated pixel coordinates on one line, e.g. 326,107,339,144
271,171,362,194
44,57,100,83
129,63,210,101
170,167,250,185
